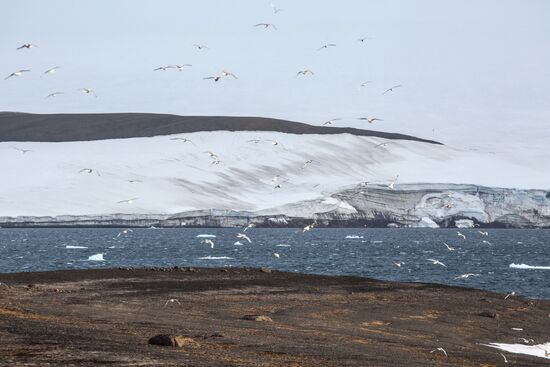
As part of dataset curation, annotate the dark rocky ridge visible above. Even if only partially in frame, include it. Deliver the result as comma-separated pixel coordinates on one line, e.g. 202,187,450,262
0,111,442,144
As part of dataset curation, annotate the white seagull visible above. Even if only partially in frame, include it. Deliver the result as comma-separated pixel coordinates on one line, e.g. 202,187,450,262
457,231,466,240
41,66,61,77
193,44,209,50
203,76,222,82
482,240,493,245
221,70,238,79
358,117,383,124
4,70,30,80
45,92,64,99
271,3,283,13
12,146,32,154
254,23,277,30
170,137,194,144
504,291,515,300
454,273,480,280
236,233,252,243
17,43,37,50
360,81,372,87
478,230,489,236
154,65,175,71
296,70,315,76
201,239,215,248
172,64,192,71
302,159,316,169
243,223,255,232
443,242,455,251
79,88,97,97
323,118,341,126
116,229,133,238
358,37,372,43
430,347,447,357
78,168,100,176
164,298,181,307
117,198,138,204
427,258,447,267
382,84,402,95
317,43,336,51
388,175,399,190
303,223,316,232
272,252,280,259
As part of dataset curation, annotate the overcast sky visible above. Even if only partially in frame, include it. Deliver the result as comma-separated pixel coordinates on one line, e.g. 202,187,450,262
1,0,549,148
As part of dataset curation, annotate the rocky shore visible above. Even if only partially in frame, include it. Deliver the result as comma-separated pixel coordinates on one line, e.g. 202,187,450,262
0,267,548,366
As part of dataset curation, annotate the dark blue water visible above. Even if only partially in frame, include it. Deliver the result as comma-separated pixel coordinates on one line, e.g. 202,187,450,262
1,228,549,299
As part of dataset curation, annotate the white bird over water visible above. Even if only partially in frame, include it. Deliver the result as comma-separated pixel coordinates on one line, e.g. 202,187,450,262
394,261,405,267
4,70,30,80
360,81,372,87
430,347,448,357
236,233,252,243
457,231,466,240
17,43,37,50
254,23,277,30
427,258,447,267
272,252,281,259
45,92,64,99
478,230,489,236
41,66,61,77
504,291,516,300
203,76,222,82
323,118,341,125
454,273,480,280
303,223,316,232
243,223,255,232
382,84,402,95
443,242,455,251
296,70,315,76
79,88,97,97
116,229,133,238
482,240,493,245
317,43,336,50
358,117,383,124
201,239,215,248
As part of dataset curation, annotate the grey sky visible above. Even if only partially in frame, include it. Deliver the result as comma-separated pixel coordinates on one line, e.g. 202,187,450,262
1,0,549,148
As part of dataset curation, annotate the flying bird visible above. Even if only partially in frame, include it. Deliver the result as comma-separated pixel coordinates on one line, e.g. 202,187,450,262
317,43,336,51
170,137,195,145
171,64,192,71
203,76,222,82
116,229,133,238
78,88,97,97
41,66,61,77
427,258,447,267
243,223,255,232
303,223,316,232
358,37,372,43
358,117,383,124
17,43,37,50
194,44,209,50
12,146,32,154
164,298,181,307
78,168,100,176
272,252,280,259
154,65,175,71
296,70,315,76
323,118,341,125
382,84,402,95
222,70,238,79
443,242,455,251
457,231,466,240
388,175,399,190
4,70,30,80
504,291,515,300
302,159,316,169
374,142,396,148
360,81,372,87
271,3,283,13
117,198,138,204
482,240,493,245
45,92,64,99
394,261,404,267
430,348,447,357
246,139,261,144
478,230,489,236
454,273,480,279
254,23,277,30
236,233,252,243
201,239,215,248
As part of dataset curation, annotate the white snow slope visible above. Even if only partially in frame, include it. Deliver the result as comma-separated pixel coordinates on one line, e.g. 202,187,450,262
1,131,548,217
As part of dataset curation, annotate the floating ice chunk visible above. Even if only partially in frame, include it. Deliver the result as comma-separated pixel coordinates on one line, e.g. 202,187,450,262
66,245,88,249
88,253,104,261
196,234,216,238
482,342,550,360
198,256,234,260
510,263,550,270
234,241,243,246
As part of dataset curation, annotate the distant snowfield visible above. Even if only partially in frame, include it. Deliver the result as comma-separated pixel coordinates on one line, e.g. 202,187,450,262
1,131,548,217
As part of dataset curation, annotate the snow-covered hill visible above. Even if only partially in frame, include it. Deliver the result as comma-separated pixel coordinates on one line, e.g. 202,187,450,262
0,114,548,227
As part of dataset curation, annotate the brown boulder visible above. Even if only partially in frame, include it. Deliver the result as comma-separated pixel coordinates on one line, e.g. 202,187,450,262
242,315,273,322
148,334,195,347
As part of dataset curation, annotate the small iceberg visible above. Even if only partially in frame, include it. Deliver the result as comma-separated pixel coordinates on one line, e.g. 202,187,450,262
199,256,234,260
234,241,244,246
345,235,364,239
66,245,88,249
196,234,216,238
88,253,105,261
482,342,550,360
510,263,550,270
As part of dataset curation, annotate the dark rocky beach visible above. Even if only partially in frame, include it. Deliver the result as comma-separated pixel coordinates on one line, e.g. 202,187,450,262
0,267,548,366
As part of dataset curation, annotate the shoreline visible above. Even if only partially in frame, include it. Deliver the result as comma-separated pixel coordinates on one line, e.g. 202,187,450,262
0,267,548,366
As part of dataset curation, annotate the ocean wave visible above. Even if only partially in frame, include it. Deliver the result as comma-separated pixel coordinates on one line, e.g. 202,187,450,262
198,256,234,260
66,245,88,249
509,263,550,270
345,235,364,239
